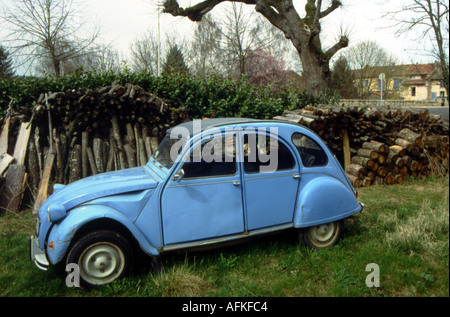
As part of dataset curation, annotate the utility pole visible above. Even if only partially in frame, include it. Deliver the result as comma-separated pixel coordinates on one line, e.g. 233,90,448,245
157,6,161,76
379,73,385,107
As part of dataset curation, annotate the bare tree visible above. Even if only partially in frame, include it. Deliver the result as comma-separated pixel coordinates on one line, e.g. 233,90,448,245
384,0,449,103
130,31,161,74
345,40,398,98
162,0,349,95
81,43,121,73
189,14,223,76
1,0,99,76
217,3,260,78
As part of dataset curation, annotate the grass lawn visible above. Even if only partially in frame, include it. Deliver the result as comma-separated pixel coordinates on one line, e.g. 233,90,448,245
0,176,448,297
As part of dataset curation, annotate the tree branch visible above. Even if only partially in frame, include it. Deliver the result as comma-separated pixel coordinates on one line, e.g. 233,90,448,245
319,0,342,19
324,35,349,60
163,0,228,21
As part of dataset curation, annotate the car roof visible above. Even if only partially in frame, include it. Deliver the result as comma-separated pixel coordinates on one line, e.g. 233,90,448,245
166,117,321,141
168,118,267,136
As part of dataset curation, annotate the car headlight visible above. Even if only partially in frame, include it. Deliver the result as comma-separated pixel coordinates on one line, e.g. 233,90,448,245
47,204,66,222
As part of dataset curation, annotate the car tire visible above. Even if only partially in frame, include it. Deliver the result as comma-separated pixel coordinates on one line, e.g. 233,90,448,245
299,220,343,249
66,230,133,288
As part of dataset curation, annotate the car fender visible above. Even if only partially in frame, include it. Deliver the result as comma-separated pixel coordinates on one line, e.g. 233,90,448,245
46,204,159,265
294,174,361,228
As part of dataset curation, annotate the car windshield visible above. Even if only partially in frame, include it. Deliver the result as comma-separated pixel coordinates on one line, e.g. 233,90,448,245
152,135,187,169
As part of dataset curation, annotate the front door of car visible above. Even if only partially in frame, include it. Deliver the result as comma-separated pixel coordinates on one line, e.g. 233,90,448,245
240,131,300,231
160,132,244,245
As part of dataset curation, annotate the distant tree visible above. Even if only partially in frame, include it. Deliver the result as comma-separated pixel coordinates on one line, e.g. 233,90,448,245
384,0,449,103
189,15,222,76
216,3,260,78
162,44,189,75
345,40,398,98
244,49,290,87
1,0,99,76
329,56,357,98
0,45,14,79
130,31,161,74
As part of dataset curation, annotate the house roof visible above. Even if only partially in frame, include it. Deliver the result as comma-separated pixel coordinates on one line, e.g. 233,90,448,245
352,63,439,79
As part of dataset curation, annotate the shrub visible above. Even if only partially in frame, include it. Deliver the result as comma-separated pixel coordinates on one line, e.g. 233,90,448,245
0,71,337,118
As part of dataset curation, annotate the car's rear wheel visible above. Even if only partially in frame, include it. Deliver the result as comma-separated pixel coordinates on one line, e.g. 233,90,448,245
66,230,133,288
299,220,343,249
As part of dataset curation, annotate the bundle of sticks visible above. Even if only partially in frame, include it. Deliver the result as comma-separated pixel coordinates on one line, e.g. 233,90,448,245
0,82,189,214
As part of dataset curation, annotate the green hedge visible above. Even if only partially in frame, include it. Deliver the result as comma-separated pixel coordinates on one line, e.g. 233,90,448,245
0,71,336,119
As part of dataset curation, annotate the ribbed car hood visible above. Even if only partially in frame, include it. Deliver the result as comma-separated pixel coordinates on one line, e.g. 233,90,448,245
38,167,158,222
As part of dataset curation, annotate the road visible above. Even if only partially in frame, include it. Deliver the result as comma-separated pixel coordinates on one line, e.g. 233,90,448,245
421,107,449,122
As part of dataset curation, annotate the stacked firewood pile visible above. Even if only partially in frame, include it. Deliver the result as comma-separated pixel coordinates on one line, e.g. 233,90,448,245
344,129,449,187
274,105,449,187
0,82,189,214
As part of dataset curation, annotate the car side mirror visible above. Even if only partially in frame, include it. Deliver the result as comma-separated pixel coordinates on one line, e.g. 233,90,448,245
173,168,185,182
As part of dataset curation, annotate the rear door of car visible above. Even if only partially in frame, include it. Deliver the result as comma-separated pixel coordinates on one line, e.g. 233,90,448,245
239,129,301,231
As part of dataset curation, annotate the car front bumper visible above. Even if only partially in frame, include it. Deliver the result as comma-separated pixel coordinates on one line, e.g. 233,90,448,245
30,235,49,271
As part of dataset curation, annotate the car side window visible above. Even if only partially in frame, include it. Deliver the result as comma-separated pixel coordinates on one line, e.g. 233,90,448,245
243,134,295,173
291,133,328,167
182,134,237,178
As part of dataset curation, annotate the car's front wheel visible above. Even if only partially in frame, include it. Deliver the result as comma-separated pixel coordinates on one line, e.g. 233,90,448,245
299,221,343,249
66,230,133,288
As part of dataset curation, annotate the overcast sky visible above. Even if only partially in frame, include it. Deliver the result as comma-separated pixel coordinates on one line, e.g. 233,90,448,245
86,0,438,63
1,0,440,74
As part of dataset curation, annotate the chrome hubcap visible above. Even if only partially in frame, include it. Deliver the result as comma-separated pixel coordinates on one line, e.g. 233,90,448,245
79,242,125,285
312,223,335,242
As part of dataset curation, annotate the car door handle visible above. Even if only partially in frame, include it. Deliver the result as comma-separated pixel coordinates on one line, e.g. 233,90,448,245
293,174,301,179
233,180,240,186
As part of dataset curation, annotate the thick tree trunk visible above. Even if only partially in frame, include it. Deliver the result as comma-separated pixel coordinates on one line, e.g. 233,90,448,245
294,44,330,94
163,0,348,95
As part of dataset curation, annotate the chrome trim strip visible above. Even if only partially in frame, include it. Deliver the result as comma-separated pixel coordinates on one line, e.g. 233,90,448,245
166,179,235,188
161,223,293,252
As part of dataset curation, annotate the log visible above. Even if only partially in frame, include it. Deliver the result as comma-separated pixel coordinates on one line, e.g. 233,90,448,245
13,122,32,165
346,163,367,178
82,131,88,178
389,145,406,157
395,138,415,153
93,138,104,173
394,174,404,184
149,137,160,154
384,173,395,185
362,177,372,187
394,158,405,168
398,128,422,145
34,128,43,176
69,144,82,183
86,147,98,175
0,153,14,176
343,129,351,170
26,140,40,194
0,165,27,214
138,137,147,166
347,174,361,187
124,143,136,168
351,156,375,169
111,115,127,170
376,166,387,177
32,152,55,214
357,148,379,160
377,154,386,164
54,129,64,183
0,116,10,154
362,141,386,153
